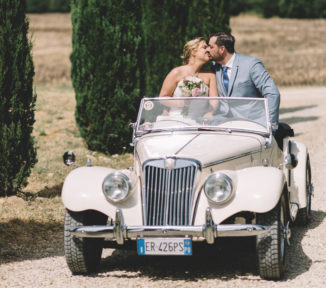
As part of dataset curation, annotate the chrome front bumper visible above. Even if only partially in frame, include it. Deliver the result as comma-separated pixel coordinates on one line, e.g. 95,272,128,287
69,208,271,245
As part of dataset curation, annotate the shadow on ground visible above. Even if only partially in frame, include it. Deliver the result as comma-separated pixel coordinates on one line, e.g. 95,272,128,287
96,210,325,281
0,218,64,264
17,183,63,200
279,105,317,115
0,183,65,264
280,116,319,125
279,104,319,126
1,200,324,282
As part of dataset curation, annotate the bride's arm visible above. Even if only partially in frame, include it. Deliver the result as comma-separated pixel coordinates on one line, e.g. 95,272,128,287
208,73,218,97
159,68,180,97
159,68,184,108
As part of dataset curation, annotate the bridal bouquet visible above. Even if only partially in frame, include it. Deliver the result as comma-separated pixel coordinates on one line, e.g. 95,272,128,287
179,77,206,97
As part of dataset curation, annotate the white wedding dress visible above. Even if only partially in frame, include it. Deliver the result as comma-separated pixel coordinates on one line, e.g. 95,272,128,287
156,76,209,125
169,76,209,118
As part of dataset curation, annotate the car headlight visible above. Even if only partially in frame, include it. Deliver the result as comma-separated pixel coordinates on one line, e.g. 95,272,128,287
204,172,234,204
102,172,132,202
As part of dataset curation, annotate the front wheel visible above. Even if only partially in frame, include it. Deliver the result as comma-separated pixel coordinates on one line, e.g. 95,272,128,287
256,195,288,280
64,209,107,275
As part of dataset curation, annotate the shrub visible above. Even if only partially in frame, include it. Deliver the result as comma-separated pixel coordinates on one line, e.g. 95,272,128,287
0,0,37,197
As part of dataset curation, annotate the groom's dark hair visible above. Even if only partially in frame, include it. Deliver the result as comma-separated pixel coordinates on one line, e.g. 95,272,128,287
209,32,235,53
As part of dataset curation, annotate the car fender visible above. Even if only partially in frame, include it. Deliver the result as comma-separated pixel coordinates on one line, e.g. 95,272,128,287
194,167,285,225
61,166,143,224
289,141,308,209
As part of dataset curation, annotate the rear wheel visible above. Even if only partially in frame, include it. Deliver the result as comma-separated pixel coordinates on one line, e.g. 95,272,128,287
64,209,107,275
295,156,312,225
256,195,288,280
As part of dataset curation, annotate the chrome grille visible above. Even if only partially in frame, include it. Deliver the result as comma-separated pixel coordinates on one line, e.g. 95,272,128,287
143,158,198,226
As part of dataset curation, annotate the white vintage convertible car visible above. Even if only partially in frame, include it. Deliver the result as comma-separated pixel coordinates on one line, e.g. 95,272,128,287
62,97,313,279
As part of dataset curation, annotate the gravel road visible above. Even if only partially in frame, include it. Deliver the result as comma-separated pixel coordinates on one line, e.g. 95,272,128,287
1,87,326,288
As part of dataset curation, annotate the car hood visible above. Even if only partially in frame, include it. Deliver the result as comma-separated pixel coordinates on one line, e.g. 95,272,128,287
136,132,263,166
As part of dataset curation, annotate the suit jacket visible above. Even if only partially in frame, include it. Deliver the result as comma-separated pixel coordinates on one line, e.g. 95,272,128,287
212,53,280,128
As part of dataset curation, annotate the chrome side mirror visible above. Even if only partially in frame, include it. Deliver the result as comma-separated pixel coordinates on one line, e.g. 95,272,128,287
284,154,297,170
63,151,77,168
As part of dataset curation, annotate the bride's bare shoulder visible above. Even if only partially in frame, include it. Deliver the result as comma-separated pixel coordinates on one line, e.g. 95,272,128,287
168,65,188,78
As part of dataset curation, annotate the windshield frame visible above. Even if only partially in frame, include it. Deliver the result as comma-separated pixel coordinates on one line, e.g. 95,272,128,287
133,97,272,141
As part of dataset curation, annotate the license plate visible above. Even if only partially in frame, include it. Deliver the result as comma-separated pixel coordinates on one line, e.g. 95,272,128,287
137,238,192,255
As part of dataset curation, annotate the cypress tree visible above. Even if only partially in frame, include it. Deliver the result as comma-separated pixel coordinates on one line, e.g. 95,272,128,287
26,0,70,13
72,0,230,154
278,0,315,18
71,0,142,154
0,0,37,197
185,0,230,39
141,0,230,97
313,0,326,18
141,0,189,97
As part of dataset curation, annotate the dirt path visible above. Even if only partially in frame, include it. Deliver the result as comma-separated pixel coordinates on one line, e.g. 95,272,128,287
1,87,326,287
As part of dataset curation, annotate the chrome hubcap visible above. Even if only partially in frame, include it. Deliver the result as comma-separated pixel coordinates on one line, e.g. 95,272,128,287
282,221,291,246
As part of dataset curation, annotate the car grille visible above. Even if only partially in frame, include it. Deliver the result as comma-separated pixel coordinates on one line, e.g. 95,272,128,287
143,158,198,226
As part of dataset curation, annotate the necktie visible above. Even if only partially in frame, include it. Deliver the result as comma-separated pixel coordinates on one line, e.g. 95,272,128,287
222,66,229,94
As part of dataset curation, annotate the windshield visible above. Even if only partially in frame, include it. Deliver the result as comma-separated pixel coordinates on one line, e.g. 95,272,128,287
135,97,271,137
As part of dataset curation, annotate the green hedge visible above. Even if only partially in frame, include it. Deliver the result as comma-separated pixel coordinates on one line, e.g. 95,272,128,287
276,0,326,18
26,0,70,13
142,0,230,97
230,0,326,18
71,0,230,154
0,0,37,196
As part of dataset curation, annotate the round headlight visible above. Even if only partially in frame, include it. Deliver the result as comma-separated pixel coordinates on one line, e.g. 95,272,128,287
102,172,131,202
204,172,233,204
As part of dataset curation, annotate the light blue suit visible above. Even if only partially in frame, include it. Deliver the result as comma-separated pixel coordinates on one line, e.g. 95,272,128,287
212,53,280,128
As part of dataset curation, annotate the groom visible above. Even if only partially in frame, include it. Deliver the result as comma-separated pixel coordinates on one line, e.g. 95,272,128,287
207,32,280,131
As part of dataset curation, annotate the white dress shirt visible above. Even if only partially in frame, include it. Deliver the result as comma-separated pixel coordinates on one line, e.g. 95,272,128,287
223,53,236,79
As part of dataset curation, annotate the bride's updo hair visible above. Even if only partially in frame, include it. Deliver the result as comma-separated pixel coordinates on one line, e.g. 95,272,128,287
181,37,205,65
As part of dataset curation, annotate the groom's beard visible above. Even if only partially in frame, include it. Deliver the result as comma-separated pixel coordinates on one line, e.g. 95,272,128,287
212,51,224,64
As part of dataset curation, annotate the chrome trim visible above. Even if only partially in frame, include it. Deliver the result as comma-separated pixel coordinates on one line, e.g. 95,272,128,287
135,97,271,139
175,134,200,155
102,172,132,203
86,158,93,167
290,202,299,221
204,172,234,205
142,158,199,226
63,151,77,168
142,157,202,171
284,153,298,170
69,208,271,244
202,149,261,168
114,209,124,244
263,96,273,144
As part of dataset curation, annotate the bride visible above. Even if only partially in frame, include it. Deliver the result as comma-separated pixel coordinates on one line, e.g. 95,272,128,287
159,37,218,98
159,37,218,119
